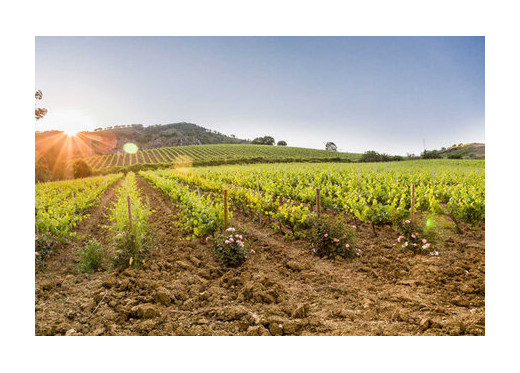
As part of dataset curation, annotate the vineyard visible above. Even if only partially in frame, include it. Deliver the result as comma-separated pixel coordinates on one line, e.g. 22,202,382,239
35,174,123,258
140,159,484,236
35,159,485,336
72,144,361,172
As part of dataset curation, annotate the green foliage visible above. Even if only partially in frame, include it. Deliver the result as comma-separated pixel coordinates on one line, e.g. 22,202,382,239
73,159,93,178
310,218,358,259
139,170,225,238
252,136,275,145
107,172,153,268
188,160,485,229
277,140,287,146
447,184,485,225
360,150,402,162
210,227,251,267
147,168,316,237
35,232,60,263
76,239,104,274
35,174,123,242
113,231,153,269
421,150,442,159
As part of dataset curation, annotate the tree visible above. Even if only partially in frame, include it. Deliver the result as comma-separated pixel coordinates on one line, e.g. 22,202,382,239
277,140,287,146
252,136,275,145
35,152,52,182
73,160,93,179
360,150,402,162
263,136,275,145
421,150,442,159
35,90,48,120
325,142,337,151
360,150,381,162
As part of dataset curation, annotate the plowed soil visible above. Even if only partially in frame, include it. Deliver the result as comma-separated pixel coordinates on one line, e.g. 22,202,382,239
35,176,485,336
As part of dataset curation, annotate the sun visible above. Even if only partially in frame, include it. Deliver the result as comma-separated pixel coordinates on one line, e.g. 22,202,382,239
63,129,79,137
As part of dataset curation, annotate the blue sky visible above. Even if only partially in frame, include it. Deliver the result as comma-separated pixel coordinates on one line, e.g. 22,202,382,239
36,36,484,155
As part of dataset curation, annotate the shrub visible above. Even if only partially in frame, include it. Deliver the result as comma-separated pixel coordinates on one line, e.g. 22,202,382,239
421,150,442,159
73,159,93,178
447,153,462,159
395,219,437,255
310,218,358,259
210,227,252,267
35,232,59,263
277,140,287,146
113,230,153,269
76,239,104,274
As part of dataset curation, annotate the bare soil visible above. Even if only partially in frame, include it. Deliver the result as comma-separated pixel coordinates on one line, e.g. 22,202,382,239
35,176,485,336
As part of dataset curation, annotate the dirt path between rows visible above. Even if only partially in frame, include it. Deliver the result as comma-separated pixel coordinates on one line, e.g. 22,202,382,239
35,175,485,336
36,178,123,276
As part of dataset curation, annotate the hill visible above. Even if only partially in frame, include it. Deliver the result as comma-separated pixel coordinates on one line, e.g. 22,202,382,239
438,143,485,159
74,144,362,175
35,122,249,159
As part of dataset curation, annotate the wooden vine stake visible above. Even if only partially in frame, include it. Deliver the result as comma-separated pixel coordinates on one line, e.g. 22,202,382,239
127,195,133,230
315,188,321,217
410,184,415,222
256,182,262,224
223,189,229,229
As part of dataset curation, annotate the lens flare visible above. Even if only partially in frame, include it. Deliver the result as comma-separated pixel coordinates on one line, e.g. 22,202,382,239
425,217,434,229
63,129,79,137
123,143,138,154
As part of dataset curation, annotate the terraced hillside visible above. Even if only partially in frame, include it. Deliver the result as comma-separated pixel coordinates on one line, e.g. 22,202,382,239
74,144,362,172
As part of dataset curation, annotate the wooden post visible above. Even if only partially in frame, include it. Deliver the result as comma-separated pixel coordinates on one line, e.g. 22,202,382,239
223,189,229,229
127,195,133,230
256,182,261,224
197,188,201,197
410,184,415,221
315,188,321,217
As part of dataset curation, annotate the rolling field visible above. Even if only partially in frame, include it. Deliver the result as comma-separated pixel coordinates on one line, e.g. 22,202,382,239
73,144,362,171
35,160,485,336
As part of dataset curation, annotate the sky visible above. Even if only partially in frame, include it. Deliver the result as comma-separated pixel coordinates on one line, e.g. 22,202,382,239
35,36,484,155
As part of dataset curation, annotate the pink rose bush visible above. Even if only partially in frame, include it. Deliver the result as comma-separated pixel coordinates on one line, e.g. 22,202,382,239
396,219,437,255
210,227,252,267
310,218,358,259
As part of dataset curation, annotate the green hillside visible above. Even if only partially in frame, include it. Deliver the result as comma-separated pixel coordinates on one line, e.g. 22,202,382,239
438,143,485,159
76,144,362,173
